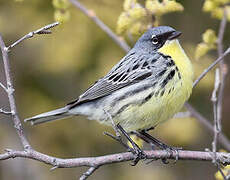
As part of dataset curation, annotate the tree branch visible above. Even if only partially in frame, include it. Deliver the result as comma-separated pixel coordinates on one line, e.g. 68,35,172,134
68,0,131,52
0,149,230,168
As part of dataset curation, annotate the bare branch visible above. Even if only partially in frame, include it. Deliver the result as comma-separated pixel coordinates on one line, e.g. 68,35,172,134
68,0,131,52
0,34,31,149
6,22,59,51
80,166,100,180
185,103,230,151
211,68,221,162
0,108,12,115
217,9,228,133
193,47,230,88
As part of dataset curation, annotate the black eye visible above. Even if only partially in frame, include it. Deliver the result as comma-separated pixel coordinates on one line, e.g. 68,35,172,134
151,35,159,45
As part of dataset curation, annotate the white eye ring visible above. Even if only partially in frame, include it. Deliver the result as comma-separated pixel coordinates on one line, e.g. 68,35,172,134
151,35,158,45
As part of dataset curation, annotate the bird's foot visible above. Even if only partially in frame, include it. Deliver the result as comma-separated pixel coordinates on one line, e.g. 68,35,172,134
159,145,182,164
138,130,182,164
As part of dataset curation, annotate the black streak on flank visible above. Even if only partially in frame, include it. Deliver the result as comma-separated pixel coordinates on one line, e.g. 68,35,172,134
145,92,154,101
178,72,182,79
160,89,165,96
115,104,130,115
140,91,155,105
168,88,172,94
161,69,176,88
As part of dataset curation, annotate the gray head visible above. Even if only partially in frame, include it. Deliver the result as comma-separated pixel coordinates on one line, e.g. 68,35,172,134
134,26,181,52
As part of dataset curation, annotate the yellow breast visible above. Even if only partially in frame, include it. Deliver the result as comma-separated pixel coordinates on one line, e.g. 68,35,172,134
158,39,194,97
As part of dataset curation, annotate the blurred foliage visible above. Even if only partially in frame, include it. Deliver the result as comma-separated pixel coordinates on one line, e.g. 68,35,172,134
53,0,70,23
0,0,230,180
116,0,183,36
195,29,217,59
195,0,230,59
203,0,230,20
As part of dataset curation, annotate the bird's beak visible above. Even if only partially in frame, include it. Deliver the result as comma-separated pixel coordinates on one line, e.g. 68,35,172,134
168,31,182,40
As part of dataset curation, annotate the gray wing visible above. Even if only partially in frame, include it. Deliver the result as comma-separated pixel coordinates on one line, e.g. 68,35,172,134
68,51,166,107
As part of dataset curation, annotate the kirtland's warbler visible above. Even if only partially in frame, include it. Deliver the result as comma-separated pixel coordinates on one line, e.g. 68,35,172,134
25,26,193,154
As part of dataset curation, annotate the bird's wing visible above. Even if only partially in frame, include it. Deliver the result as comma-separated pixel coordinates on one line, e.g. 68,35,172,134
68,51,165,107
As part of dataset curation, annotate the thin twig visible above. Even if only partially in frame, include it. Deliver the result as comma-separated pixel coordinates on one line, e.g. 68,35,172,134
0,82,7,92
6,22,59,51
193,47,230,87
68,0,131,52
211,69,221,162
0,108,12,115
79,166,100,180
185,103,230,151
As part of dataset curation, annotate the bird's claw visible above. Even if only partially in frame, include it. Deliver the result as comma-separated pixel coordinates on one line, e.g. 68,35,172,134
130,148,146,166
163,146,182,164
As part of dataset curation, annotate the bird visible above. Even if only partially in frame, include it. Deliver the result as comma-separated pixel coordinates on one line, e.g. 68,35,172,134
25,26,193,162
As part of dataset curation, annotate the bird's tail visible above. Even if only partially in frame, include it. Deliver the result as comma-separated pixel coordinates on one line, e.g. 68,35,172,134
24,106,72,125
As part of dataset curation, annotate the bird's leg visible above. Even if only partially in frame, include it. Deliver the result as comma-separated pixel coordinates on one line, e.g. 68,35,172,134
116,124,146,166
103,110,132,151
138,130,181,163
103,109,146,165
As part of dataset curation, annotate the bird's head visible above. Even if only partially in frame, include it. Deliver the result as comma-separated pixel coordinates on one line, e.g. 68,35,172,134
134,26,182,52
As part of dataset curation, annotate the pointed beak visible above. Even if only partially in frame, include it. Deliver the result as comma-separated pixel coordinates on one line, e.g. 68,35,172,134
168,31,182,40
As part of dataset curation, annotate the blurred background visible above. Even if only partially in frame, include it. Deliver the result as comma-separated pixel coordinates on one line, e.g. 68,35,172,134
0,0,230,179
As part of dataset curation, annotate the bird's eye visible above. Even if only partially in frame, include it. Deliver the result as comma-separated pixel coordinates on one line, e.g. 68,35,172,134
151,35,159,45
